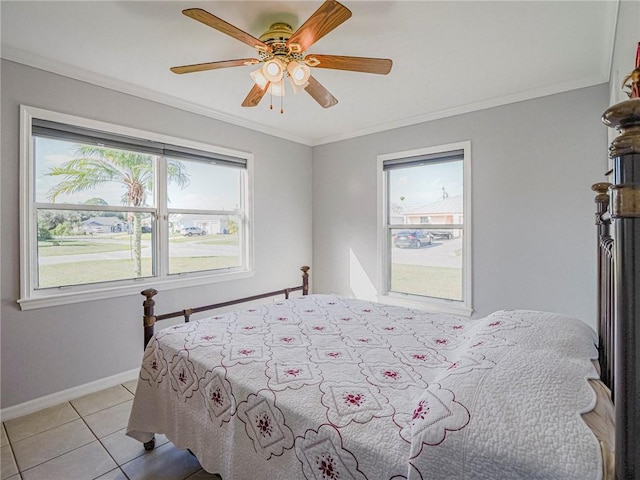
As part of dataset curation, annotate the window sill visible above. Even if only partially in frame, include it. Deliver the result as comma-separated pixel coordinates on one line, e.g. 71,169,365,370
18,269,254,311
376,293,473,317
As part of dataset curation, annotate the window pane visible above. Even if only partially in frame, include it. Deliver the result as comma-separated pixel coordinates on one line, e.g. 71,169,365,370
168,214,241,274
387,156,464,302
390,228,463,301
36,209,154,288
167,158,241,211
34,136,155,207
388,160,463,224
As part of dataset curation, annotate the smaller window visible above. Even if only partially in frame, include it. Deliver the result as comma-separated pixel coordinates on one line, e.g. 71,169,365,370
378,142,472,315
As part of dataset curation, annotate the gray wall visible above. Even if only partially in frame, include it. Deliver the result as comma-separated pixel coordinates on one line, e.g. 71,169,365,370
0,60,313,408
312,84,609,327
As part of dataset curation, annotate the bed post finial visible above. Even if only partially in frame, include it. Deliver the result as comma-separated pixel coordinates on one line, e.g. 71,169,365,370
141,288,158,349
602,94,640,480
301,266,310,295
592,182,612,226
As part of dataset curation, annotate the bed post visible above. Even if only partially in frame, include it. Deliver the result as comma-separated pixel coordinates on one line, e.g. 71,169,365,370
301,265,310,295
141,288,158,349
602,99,640,480
592,182,614,392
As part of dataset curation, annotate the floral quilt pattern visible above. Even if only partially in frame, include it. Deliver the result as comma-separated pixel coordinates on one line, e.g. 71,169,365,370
127,295,603,480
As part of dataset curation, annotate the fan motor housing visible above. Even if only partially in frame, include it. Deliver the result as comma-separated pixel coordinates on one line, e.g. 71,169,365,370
258,23,305,61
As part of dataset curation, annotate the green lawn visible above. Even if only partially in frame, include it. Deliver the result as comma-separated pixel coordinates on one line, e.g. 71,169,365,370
168,234,238,246
38,256,238,288
38,240,132,256
38,233,237,257
391,263,462,301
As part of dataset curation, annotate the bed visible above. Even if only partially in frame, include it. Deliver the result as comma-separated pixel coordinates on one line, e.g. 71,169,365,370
127,98,640,479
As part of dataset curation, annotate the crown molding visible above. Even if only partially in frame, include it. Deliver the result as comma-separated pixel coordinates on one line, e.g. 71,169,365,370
310,75,609,146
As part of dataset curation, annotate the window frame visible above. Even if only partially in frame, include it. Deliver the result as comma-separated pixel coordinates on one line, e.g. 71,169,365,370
377,141,472,316
19,105,254,310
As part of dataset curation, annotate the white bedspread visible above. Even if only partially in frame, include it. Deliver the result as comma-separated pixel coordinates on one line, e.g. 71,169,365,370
127,294,603,480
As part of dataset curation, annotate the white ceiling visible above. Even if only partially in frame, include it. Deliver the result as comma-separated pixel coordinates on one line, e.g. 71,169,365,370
1,1,618,145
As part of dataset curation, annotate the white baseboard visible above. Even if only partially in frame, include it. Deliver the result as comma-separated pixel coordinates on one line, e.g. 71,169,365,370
0,368,140,421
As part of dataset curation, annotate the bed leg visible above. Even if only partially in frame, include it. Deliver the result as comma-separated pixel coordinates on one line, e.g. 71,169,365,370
144,436,156,451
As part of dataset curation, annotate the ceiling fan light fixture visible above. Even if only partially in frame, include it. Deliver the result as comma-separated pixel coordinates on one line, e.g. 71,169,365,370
288,76,309,94
250,68,269,89
263,58,285,82
267,81,286,97
287,61,311,86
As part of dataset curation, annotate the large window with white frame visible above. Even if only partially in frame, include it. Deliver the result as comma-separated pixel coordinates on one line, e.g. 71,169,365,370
19,106,252,309
378,142,472,315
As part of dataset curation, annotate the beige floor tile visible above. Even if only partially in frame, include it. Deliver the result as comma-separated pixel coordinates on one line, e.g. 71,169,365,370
4,403,78,443
71,386,133,417
1,425,8,447
83,400,132,438
95,468,128,480
20,441,117,480
122,379,138,395
1,444,19,479
100,428,169,466
11,419,95,471
121,442,201,480
5,475,22,480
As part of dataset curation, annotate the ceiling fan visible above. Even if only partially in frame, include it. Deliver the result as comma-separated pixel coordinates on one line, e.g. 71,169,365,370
170,0,393,110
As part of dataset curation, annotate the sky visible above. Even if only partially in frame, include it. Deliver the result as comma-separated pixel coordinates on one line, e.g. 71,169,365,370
389,159,463,209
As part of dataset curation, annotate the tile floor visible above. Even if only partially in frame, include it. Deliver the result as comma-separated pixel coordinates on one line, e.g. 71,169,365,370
1,380,223,480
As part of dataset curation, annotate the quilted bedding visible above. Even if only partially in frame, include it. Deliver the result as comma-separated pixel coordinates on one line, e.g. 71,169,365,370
127,294,604,480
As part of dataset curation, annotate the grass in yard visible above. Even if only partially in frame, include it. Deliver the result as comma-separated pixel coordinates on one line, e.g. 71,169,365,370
391,263,462,301
38,256,238,288
168,234,238,246
38,240,132,256
169,256,240,274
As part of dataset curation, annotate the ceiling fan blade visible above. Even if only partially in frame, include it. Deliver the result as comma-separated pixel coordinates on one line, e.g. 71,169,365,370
305,55,392,75
171,58,260,74
287,0,352,53
304,76,338,108
182,8,269,51
242,82,270,107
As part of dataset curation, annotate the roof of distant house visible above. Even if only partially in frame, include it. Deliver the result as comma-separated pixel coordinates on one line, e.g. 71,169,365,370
82,217,125,226
403,195,463,215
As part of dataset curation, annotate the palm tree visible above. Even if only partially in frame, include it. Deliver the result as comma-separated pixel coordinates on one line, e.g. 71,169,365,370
47,145,189,277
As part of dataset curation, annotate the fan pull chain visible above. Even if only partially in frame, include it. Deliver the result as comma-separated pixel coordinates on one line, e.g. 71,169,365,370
281,78,284,114
269,89,273,110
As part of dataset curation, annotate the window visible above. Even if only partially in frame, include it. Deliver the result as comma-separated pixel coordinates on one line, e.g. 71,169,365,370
378,142,472,315
19,106,252,309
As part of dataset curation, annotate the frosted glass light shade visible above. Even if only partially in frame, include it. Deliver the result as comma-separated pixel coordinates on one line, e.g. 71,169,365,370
287,61,311,86
263,59,285,82
288,76,308,94
268,81,286,97
250,68,269,89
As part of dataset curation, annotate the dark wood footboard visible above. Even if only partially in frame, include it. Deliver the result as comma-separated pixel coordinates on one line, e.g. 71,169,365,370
141,265,310,348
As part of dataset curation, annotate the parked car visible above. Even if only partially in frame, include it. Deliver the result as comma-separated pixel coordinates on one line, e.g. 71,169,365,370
431,230,453,240
394,230,433,248
181,226,206,236
141,226,152,233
